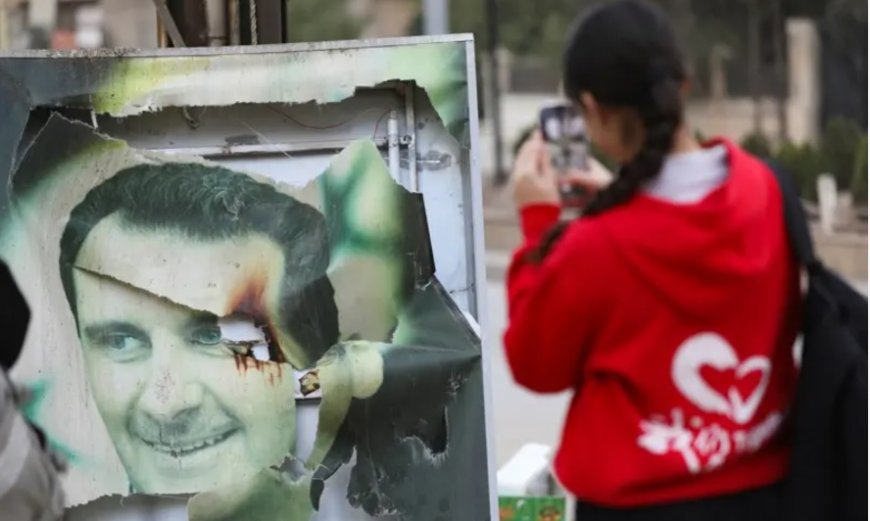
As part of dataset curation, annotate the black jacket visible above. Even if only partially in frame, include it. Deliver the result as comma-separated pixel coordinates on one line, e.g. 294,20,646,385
768,162,868,521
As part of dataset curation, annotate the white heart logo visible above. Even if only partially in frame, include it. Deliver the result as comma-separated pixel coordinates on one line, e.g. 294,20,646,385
671,333,770,425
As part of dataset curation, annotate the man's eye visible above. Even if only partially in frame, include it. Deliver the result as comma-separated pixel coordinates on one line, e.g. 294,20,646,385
189,325,223,346
97,334,149,353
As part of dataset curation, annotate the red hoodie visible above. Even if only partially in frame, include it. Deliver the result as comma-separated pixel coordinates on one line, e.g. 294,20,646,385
504,140,800,507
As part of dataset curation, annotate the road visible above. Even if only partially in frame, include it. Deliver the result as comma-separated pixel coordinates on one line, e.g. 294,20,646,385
485,277,571,470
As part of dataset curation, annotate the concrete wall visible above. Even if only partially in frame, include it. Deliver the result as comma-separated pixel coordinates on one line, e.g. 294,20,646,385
102,0,157,49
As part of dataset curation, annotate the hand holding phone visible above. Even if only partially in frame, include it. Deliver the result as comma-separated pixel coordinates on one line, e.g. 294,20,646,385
539,103,593,207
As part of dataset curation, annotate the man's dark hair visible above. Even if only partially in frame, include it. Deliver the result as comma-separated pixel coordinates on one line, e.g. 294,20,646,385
58,161,339,368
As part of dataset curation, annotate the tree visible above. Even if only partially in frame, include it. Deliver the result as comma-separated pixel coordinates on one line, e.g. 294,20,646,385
285,0,362,43
447,0,596,67
741,132,773,158
774,142,826,201
818,0,868,130
849,135,867,205
444,0,759,98
438,0,863,116
821,117,864,189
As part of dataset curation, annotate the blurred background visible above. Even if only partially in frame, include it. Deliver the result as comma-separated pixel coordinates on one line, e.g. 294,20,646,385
2,0,867,474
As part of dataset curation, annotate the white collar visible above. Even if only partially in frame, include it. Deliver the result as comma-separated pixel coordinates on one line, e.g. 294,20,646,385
643,144,729,204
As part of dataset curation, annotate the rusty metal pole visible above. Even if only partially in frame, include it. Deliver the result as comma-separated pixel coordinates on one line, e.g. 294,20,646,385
156,12,168,47
228,0,241,45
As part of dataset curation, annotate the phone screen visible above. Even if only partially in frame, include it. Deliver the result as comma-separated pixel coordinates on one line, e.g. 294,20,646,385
539,103,588,172
539,103,590,206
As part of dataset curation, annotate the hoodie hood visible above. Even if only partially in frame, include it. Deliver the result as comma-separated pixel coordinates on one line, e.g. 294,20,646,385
597,139,785,320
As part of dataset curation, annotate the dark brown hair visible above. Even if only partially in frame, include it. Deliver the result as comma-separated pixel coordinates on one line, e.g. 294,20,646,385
535,0,686,259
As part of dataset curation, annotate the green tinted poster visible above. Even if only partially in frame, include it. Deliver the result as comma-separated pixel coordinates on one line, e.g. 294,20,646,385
0,37,491,521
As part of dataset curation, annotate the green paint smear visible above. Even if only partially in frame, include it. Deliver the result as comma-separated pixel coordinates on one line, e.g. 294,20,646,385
19,379,81,465
84,42,469,144
319,141,404,252
92,57,208,114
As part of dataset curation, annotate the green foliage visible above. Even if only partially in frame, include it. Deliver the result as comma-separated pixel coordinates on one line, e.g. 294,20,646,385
437,0,866,203
448,0,598,68
413,0,847,105
740,132,773,158
443,0,762,93
850,135,868,205
773,141,826,201
820,117,865,189
738,118,867,204
285,0,362,43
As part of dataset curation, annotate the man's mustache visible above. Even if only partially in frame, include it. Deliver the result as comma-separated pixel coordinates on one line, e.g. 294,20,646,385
128,408,241,449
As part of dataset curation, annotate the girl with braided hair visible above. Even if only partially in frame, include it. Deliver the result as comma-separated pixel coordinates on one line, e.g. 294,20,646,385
504,1,800,519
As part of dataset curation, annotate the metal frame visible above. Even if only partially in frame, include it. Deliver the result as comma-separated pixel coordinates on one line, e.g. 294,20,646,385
0,33,475,59
464,38,499,521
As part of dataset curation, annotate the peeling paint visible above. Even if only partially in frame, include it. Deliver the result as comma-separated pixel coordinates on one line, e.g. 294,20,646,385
0,38,472,146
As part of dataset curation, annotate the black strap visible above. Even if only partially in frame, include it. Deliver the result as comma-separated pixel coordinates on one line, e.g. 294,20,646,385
765,160,818,268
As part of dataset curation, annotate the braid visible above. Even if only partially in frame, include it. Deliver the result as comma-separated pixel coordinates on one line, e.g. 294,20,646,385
585,79,682,216
530,79,682,262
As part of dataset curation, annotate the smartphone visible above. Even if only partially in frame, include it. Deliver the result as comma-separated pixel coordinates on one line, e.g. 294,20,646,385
539,102,590,205
539,102,588,170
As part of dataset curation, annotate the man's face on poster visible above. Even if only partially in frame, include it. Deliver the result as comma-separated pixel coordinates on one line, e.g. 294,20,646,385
70,212,304,493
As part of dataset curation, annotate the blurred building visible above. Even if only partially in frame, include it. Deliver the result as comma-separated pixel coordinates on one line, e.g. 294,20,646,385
0,0,427,51
349,0,417,38
5,0,98,49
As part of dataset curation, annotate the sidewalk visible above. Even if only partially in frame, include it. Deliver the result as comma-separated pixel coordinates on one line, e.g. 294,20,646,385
486,250,513,281
482,180,521,263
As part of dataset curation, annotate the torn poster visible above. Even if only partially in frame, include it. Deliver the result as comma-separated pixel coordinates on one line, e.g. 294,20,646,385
0,112,490,519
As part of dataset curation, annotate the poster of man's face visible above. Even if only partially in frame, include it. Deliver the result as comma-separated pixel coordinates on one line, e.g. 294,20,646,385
60,161,339,493
1,115,399,504
1,112,492,521
1,39,493,521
